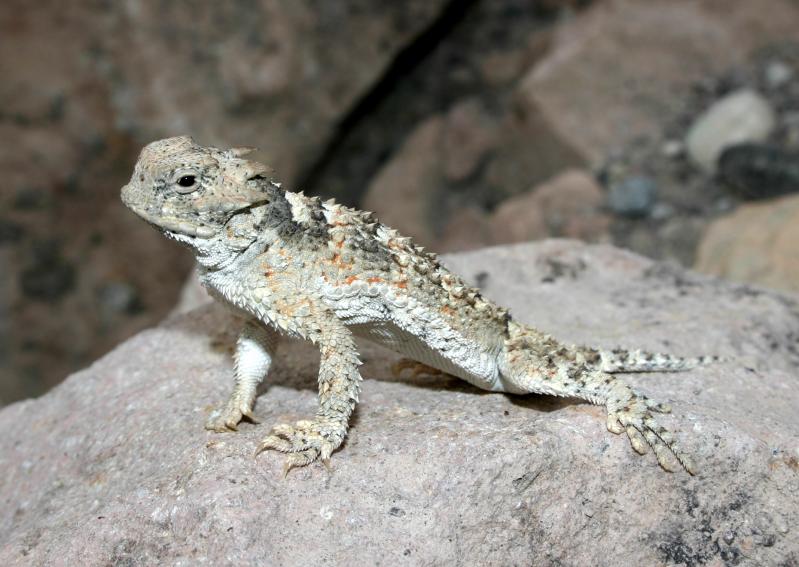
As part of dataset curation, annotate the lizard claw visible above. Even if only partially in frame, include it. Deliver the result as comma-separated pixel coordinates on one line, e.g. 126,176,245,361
607,395,696,475
282,449,321,477
241,410,261,424
206,401,260,433
255,419,343,475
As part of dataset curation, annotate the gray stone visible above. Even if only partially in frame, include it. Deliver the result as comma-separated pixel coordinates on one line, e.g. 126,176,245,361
607,175,657,217
1,241,798,566
685,89,776,173
718,143,799,200
661,139,685,159
765,60,794,88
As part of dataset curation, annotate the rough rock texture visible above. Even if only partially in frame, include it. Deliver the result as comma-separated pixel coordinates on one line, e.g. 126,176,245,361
695,194,799,294
1,241,798,566
0,0,449,402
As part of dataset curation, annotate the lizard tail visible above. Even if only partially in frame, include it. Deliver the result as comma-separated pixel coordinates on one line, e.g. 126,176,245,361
589,348,722,373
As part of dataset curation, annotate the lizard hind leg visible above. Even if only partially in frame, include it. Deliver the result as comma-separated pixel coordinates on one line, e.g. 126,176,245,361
500,330,696,474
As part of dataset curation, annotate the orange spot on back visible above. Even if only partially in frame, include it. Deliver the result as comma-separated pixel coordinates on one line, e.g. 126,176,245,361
345,275,359,284
328,252,354,270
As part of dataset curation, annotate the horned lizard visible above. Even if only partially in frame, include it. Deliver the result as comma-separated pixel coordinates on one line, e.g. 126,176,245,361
122,137,716,475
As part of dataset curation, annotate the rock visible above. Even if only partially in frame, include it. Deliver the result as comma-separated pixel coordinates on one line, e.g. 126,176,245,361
685,90,776,173
483,96,585,202
18,241,75,302
607,176,657,218
718,143,799,200
786,112,799,145
1,241,798,566
173,266,213,315
695,194,799,294
518,0,799,163
437,207,494,253
661,139,685,159
442,99,498,183
97,282,141,317
765,60,794,88
362,117,445,247
650,202,675,220
490,170,610,244
0,220,23,244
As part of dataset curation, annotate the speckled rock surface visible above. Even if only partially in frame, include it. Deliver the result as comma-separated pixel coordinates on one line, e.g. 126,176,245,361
1,241,798,566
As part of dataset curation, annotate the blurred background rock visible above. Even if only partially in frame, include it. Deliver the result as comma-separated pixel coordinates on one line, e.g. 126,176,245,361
1,0,798,405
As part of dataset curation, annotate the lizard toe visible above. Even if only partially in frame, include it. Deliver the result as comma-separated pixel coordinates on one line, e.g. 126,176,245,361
255,419,343,474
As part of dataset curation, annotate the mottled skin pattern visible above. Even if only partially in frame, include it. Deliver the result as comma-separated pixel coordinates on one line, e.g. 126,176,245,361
122,137,717,475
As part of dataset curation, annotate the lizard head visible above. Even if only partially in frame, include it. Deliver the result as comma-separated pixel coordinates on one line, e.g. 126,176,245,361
121,136,272,241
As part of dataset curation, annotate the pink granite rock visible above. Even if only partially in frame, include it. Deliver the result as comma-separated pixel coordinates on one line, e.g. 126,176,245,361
695,194,799,295
490,169,610,245
1,241,797,566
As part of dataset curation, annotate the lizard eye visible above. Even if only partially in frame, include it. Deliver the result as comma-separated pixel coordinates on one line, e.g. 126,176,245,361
174,174,199,194
177,175,196,187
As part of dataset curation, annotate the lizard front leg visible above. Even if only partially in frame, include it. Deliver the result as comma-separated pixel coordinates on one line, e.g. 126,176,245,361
206,320,279,432
256,305,362,474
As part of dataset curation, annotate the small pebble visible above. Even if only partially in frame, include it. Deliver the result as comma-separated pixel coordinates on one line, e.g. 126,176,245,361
661,140,684,158
765,60,793,88
608,176,657,218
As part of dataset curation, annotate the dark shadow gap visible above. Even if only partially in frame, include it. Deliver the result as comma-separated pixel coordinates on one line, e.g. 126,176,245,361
297,0,479,202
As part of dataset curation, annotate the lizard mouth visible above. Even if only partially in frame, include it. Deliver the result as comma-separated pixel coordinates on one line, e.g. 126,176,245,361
121,187,216,239
129,206,216,239
150,216,216,238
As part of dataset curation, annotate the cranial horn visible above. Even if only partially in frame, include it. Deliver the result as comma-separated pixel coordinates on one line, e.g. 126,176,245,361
228,146,257,158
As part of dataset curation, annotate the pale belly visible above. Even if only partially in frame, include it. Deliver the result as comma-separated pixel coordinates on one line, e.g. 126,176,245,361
349,318,504,391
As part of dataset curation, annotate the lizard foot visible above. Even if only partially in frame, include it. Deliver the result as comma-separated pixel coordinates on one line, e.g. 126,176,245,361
606,395,695,475
205,399,260,433
255,419,344,475
391,359,444,379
